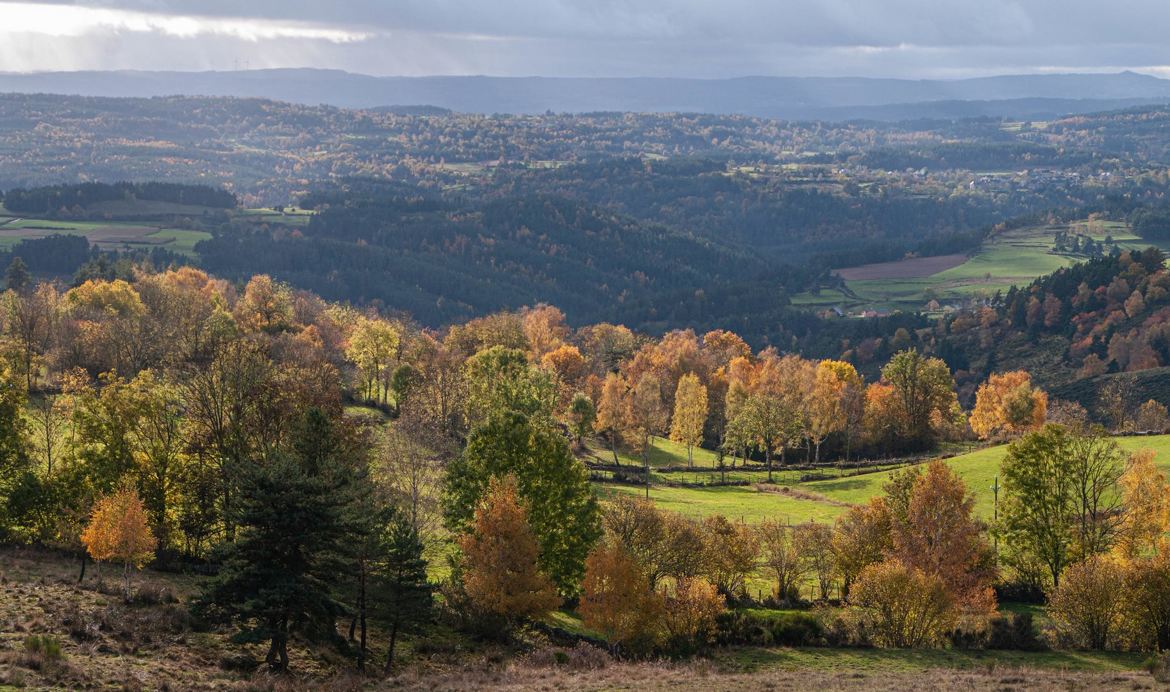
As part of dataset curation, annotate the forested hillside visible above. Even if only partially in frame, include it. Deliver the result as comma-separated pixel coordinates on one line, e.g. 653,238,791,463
3,262,1170,687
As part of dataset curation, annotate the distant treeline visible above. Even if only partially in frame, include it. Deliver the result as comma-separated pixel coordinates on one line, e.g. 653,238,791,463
1,182,237,213
0,234,188,280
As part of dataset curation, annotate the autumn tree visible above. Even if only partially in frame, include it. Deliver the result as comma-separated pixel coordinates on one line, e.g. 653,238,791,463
1115,449,1170,559
626,372,668,494
661,577,725,654
234,274,294,334
832,499,893,598
891,461,996,613
602,494,706,589
521,304,569,361
793,521,835,601
445,411,601,595
807,360,859,463
757,519,809,601
880,350,958,447
1047,555,1126,650
1122,550,1170,651
1134,399,1170,433
669,373,708,467
345,316,401,405
81,484,157,600
579,542,663,654
701,515,759,597
595,372,627,465
851,560,957,648
3,282,58,390
458,476,560,629
969,371,1048,441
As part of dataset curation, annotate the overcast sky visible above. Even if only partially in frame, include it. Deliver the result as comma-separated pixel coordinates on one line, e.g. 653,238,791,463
4,0,1170,79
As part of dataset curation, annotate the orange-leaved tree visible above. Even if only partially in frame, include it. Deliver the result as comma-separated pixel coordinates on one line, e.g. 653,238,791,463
891,460,997,614
81,484,157,600
969,370,1047,441
458,475,560,630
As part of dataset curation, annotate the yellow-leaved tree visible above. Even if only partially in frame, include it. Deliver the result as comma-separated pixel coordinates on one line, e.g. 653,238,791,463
579,541,663,654
1115,449,1170,559
669,373,708,467
81,485,157,600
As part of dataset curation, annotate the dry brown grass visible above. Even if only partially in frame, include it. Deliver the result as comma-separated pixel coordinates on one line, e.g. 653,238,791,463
0,547,356,690
755,484,852,507
0,547,1157,691
380,655,1155,691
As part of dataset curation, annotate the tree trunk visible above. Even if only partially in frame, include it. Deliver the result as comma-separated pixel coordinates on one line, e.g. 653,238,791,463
123,561,132,602
358,562,367,671
687,444,693,468
77,551,87,583
765,445,772,482
814,440,821,464
384,621,400,674
643,439,651,499
610,433,620,466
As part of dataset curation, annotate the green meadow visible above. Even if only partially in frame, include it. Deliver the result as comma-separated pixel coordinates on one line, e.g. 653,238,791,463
592,434,1170,525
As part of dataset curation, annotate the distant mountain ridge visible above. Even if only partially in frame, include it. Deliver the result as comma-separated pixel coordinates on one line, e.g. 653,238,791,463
2,69,1170,121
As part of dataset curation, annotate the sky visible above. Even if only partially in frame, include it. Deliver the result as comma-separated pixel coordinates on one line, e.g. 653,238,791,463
3,0,1170,79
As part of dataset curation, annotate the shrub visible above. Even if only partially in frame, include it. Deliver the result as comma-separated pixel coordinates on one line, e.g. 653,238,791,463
986,613,1046,651
715,610,823,647
1147,651,1170,684
20,635,63,670
1047,556,1125,650
850,560,957,648
579,542,662,655
661,577,725,657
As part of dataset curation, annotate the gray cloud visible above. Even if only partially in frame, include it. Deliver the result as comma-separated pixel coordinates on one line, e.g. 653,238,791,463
4,0,1170,77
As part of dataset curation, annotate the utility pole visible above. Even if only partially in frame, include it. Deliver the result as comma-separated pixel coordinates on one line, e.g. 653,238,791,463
991,475,999,561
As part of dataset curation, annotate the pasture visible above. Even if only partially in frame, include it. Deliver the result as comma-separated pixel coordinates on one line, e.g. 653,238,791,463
795,219,1164,313
593,434,1170,526
0,215,211,256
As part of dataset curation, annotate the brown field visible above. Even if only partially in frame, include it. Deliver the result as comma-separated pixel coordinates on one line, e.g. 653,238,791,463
390,663,1154,691
0,223,175,249
0,548,1158,691
835,253,968,281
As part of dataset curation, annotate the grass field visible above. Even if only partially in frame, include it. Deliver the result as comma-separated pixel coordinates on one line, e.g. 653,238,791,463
593,434,1170,525
794,220,1168,314
0,215,211,256
239,207,315,226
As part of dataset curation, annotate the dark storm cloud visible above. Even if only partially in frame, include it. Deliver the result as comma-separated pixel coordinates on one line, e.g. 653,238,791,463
4,0,1170,77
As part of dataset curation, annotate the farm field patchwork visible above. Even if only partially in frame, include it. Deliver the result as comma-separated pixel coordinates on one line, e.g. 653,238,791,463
796,220,1169,313
0,216,211,255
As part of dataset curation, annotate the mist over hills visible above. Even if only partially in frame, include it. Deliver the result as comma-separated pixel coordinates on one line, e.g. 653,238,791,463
3,69,1170,120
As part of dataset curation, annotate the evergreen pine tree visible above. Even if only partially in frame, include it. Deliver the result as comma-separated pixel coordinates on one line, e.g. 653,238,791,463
193,409,356,672
371,510,432,673
4,256,30,292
